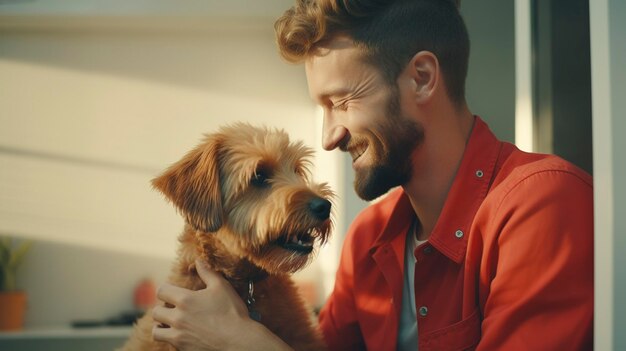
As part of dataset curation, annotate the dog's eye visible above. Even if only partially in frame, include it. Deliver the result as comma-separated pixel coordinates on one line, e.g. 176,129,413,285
251,169,270,187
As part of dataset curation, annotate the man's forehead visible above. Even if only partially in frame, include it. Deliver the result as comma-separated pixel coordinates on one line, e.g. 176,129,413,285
305,55,348,99
304,36,375,101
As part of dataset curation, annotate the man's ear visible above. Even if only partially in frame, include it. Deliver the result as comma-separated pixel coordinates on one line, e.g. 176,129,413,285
152,134,224,232
408,51,440,103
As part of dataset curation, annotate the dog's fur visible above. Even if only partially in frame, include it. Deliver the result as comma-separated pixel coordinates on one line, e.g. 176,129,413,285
120,124,332,350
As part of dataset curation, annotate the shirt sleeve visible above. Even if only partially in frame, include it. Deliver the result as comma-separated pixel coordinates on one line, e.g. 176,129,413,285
477,169,594,350
318,228,367,350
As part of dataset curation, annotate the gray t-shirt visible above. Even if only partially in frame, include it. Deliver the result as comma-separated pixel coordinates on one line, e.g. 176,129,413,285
397,230,426,350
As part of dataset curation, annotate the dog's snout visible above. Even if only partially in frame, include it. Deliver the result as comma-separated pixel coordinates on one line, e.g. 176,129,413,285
309,197,331,220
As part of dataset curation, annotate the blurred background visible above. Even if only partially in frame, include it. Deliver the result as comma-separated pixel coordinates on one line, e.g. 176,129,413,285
0,0,624,350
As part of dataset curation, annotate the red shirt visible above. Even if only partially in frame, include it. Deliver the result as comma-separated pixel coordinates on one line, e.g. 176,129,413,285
319,117,593,350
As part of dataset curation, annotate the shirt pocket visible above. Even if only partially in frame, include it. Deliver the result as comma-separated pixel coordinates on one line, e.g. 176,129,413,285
419,307,481,351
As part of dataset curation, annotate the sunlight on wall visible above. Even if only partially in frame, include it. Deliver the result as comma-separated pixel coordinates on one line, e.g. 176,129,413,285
515,0,534,152
515,95,534,152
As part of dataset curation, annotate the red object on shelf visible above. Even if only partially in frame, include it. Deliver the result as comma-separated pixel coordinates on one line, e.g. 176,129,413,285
0,291,27,330
133,278,156,311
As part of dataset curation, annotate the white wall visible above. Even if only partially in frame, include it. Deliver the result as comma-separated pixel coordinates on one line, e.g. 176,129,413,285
590,0,626,349
0,11,346,327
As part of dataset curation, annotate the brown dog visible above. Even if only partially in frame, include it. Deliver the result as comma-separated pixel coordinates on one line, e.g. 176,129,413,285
119,124,333,350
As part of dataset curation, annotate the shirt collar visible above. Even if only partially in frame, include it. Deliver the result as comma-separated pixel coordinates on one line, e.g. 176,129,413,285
372,116,502,264
428,116,502,263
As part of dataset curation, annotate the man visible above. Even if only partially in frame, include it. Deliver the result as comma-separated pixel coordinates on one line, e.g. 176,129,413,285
152,0,594,350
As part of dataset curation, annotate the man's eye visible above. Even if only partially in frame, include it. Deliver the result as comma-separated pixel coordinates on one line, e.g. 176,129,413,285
251,170,270,187
332,103,348,111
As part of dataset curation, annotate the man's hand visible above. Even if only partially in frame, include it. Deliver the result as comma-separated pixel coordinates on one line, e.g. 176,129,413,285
151,259,292,351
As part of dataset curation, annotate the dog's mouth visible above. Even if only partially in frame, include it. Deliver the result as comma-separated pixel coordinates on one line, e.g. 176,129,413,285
274,228,318,254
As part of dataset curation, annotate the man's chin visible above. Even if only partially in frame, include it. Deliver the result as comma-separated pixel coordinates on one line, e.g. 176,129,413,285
354,168,404,201
354,184,389,201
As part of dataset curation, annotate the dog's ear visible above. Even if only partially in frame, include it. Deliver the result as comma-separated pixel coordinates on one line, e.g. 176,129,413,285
152,134,224,232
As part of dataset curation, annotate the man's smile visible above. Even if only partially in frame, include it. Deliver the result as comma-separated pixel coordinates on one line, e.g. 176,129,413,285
348,142,368,164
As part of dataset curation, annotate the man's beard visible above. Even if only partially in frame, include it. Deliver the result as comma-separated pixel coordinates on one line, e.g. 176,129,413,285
349,87,424,201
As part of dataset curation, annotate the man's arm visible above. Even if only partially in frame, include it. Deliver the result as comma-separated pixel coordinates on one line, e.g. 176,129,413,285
478,170,593,350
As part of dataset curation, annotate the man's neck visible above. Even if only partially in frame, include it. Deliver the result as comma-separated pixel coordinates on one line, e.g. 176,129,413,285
403,107,474,240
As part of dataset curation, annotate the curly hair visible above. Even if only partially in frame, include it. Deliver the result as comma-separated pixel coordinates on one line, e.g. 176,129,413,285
275,0,469,105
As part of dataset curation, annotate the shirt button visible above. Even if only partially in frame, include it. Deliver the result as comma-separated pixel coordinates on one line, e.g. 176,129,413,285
475,169,484,178
423,246,433,255
419,306,428,317
455,230,464,238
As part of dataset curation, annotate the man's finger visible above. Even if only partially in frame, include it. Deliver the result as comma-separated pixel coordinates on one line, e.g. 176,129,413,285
152,323,180,346
156,283,190,305
152,305,177,327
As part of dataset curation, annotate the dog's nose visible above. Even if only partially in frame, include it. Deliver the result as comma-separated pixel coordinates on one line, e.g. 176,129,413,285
309,197,331,220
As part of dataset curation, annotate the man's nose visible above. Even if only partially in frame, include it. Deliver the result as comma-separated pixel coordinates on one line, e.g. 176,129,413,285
322,112,348,151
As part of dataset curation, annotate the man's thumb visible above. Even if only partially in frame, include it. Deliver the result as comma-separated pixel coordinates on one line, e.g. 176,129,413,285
195,258,220,285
